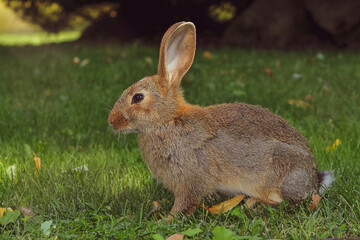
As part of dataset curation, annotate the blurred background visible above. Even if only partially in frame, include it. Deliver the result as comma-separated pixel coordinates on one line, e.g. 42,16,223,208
1,0,360,49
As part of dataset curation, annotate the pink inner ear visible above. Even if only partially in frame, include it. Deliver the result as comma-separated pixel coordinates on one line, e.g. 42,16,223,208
165,30,187,83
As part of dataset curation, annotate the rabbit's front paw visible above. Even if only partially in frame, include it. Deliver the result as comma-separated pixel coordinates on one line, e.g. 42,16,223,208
170,188,203,216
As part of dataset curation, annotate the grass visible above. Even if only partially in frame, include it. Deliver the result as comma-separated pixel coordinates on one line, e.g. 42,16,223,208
0,42,359,239
0,31,81,46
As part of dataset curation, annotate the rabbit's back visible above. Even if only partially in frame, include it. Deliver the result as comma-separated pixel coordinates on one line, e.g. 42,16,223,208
206,103,311,150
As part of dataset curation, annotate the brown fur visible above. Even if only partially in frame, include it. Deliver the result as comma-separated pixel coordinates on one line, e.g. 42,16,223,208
108,22,320,215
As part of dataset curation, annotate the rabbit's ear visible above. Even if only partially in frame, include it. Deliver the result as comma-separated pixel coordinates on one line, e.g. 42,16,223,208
158,22,196,89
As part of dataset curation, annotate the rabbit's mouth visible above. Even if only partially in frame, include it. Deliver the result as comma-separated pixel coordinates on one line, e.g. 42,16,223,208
108,110,133,133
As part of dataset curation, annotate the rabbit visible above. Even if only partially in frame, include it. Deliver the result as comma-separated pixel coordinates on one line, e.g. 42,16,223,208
108,22,334,216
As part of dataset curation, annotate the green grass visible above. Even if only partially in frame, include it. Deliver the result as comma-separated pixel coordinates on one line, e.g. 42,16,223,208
0,43,359,239
0,31,81,46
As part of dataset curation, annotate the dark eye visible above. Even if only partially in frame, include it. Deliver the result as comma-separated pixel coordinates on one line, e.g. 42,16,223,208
131,93,144,104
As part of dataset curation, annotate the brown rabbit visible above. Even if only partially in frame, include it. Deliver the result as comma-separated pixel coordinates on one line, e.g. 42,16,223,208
108,22,334,216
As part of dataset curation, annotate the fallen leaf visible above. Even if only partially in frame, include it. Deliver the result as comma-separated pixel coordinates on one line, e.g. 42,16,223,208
263,66,273,76
0,208,13,218
166,233,184,240
288,99,311,110
33,152,41,177
203,51,212,59
309,194,321,210
80,59,90,67
201,195,245,214
146,201,163,218
72,57,80,64
19,207,35,217
304,94,315,102
145,56,153,64
153,201,160,211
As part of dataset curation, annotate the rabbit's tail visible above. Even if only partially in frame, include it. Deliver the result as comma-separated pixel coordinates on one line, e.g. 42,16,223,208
317,171,335,194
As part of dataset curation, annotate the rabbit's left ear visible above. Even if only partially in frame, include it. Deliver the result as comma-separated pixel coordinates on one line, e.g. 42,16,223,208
157,22,196,89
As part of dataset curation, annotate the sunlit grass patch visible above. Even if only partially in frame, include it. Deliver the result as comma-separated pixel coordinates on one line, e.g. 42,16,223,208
0,31,80,46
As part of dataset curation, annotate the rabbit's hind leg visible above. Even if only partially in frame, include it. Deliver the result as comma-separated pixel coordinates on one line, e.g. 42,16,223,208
245,198,260,208
245,189,283,208
266,190,283,204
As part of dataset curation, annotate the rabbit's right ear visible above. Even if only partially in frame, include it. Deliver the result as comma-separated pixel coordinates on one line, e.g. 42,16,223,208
157,22,196,90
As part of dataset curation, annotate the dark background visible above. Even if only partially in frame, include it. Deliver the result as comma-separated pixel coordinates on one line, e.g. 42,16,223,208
5,0,360,49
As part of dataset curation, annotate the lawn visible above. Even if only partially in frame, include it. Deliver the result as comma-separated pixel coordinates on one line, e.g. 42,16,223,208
0,31,81,46
0,43,359,239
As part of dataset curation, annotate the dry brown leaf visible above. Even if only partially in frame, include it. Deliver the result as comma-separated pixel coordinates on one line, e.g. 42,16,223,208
80,59,90,67
202,195,245,214
323,85,331,93
166,233,184,240
19,207,35,217
203,51,212,59
288,99,311,110
153,201,160,211
309,194,321,210
72,57,80,64
304,94,315,102
263,66,273,76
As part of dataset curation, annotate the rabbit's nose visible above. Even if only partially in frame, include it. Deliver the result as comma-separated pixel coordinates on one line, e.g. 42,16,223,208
108,110,129,130
108,109,117,126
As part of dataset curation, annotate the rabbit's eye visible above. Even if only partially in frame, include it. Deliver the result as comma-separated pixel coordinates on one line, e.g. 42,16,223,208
131,93,144,104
